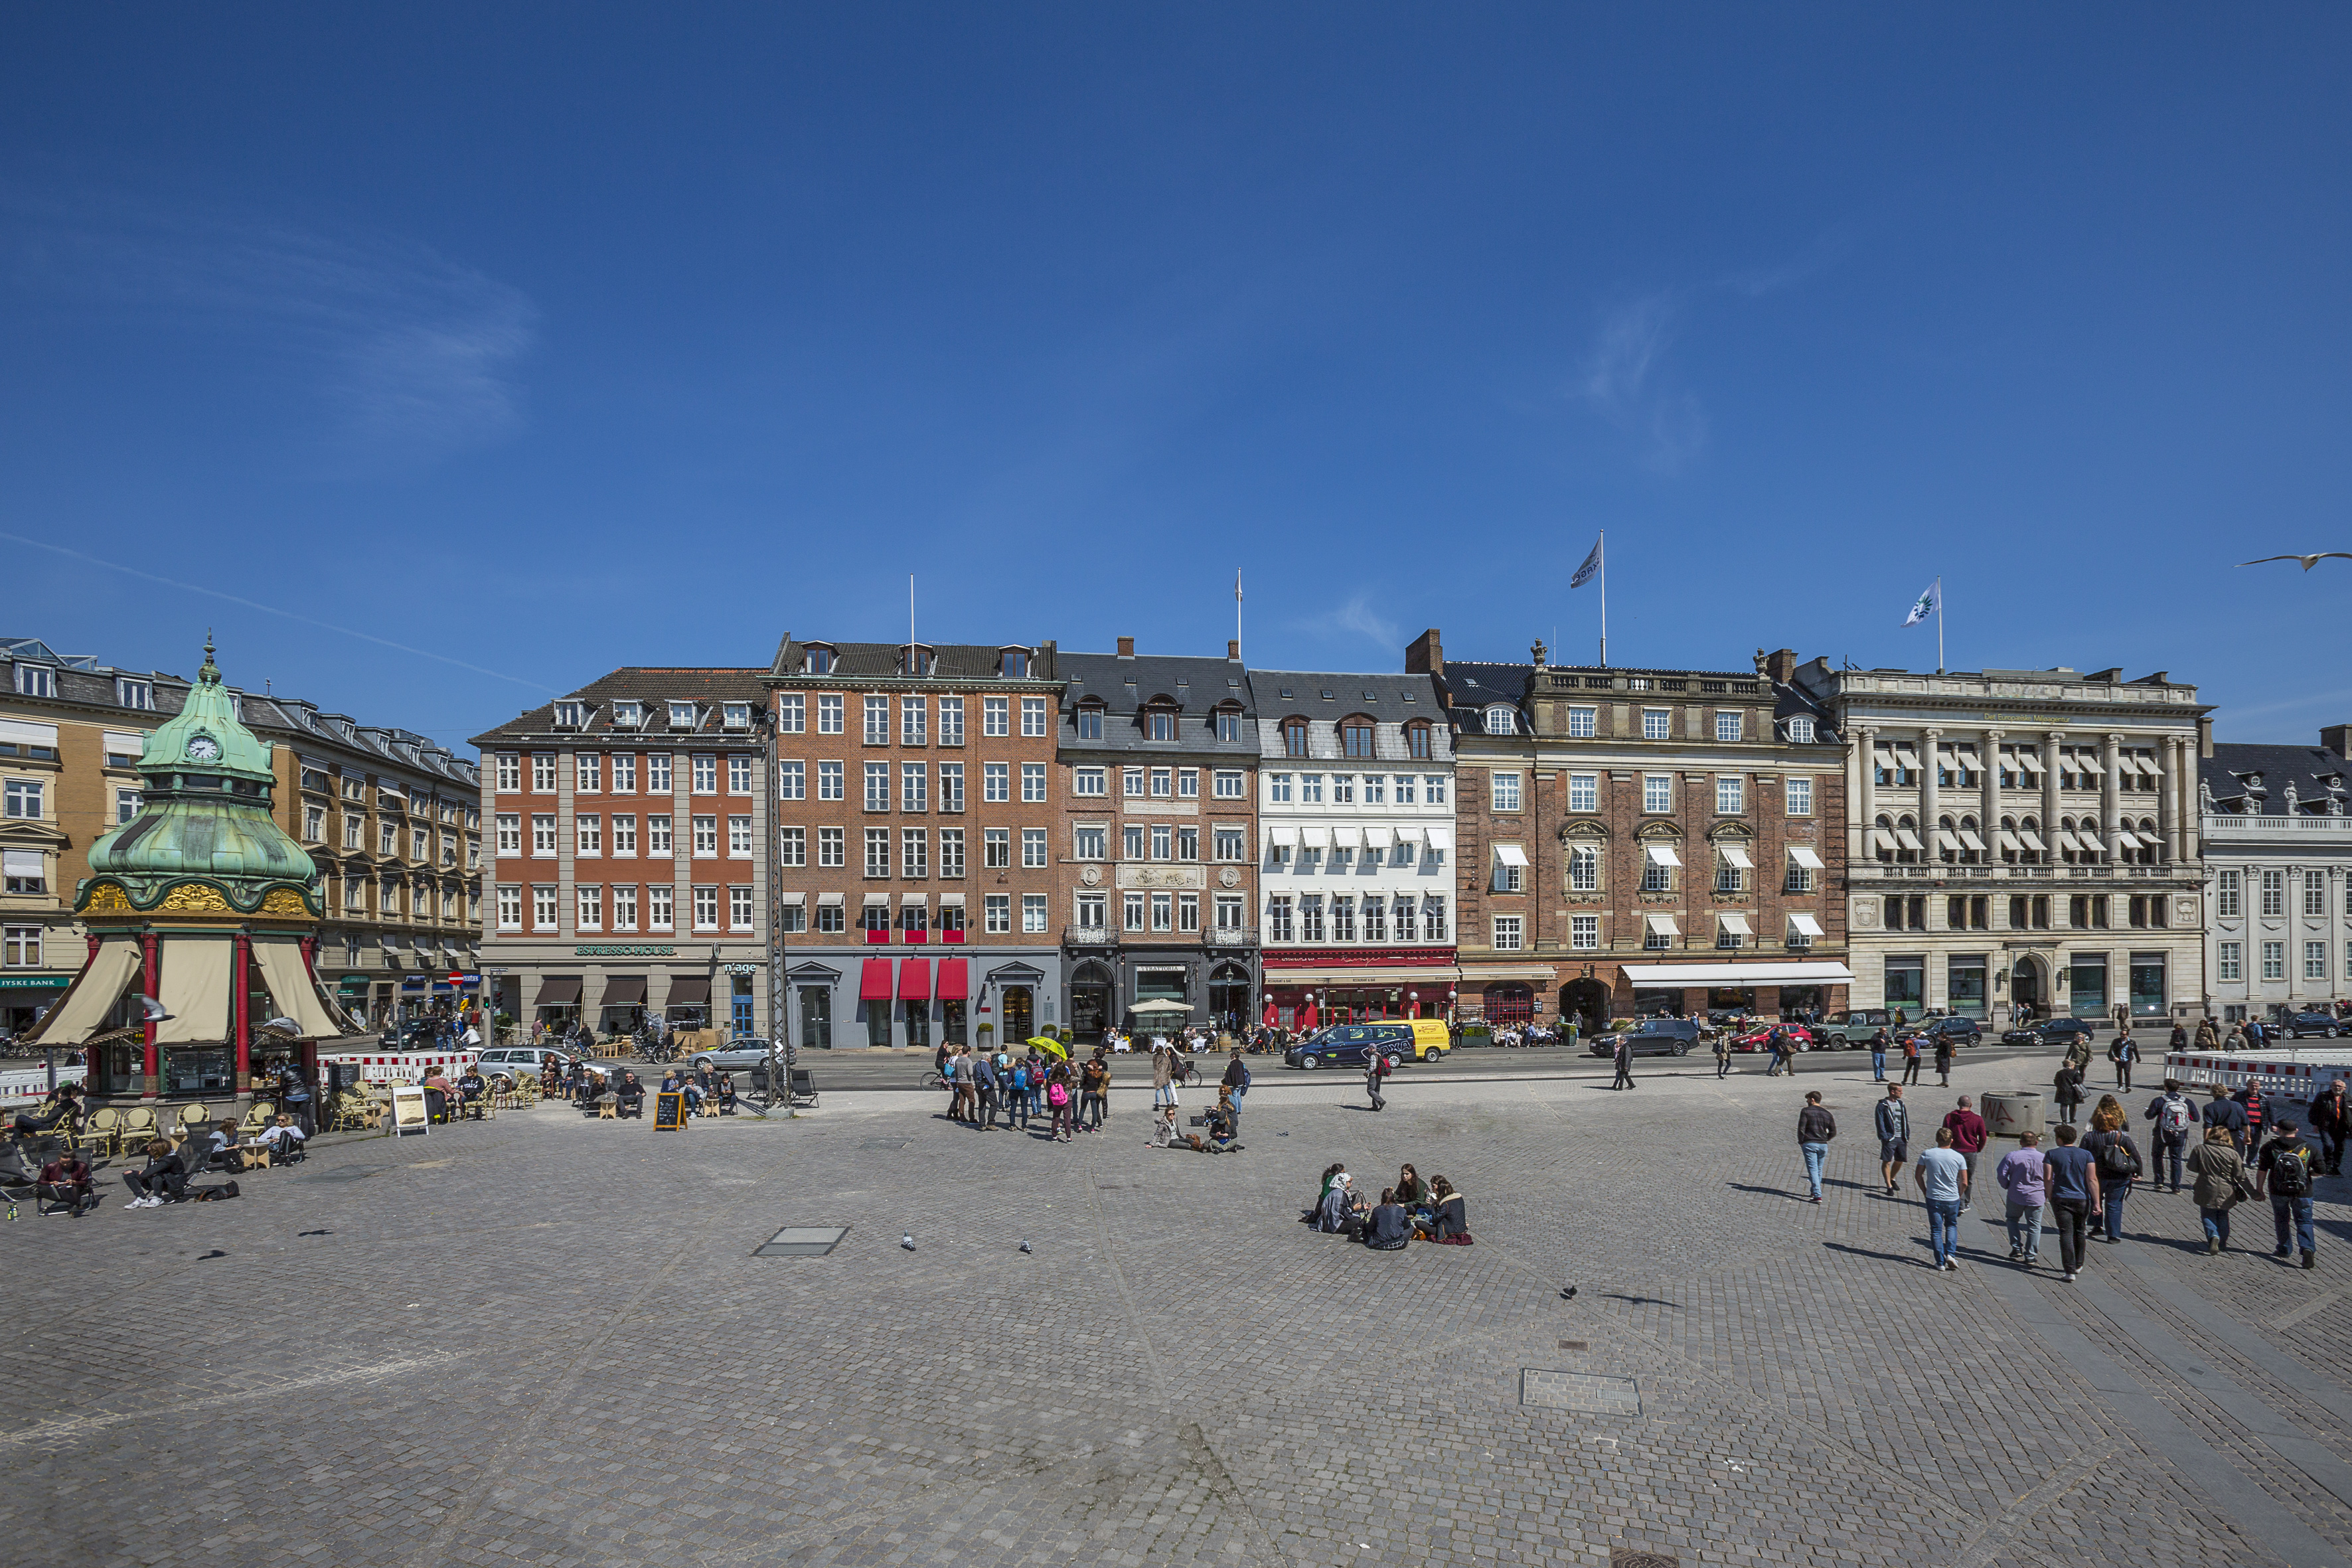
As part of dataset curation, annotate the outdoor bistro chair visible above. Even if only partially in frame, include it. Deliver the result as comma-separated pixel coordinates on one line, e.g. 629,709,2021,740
175,1103,213,1140
82,1107,121,1159
240,1100,276,1137
114,1105,158,1150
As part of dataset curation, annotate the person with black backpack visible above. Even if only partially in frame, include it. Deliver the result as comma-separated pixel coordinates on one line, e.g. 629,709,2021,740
2144,1079,2197,1193
2258,1118,2319,1269
2082,1098,2142,1245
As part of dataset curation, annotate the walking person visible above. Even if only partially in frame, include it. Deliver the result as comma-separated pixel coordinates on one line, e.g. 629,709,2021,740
2042,1123,2101,1283
2053,1060,2085,1128
1763,1026,1787,1077
1942,1095,1988,1211
2109,1028,2137,1093
1869,1026,1890,1083
1996,1130,2047,1266
1222,1048,1251,1105
1899,1031,1922,1087
1714,1028,1733,1079
2083,1097,2142,1245
1612,1029,1636,1091
2258,1117,2319,1269
1932,1033,1954,1089
1915,1127,1970,1271
2186,1124,2250,1255
1875,1083,1911,1194
2313,1076,2352,1176
2202,1082,2248,1154
2144,1079,2197,1192
1364,1050,1389,1113
1079,1051,1111,1133
1796,1090,1836,1204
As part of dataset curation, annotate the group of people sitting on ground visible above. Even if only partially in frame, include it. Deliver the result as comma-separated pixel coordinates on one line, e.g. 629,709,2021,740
1150,1084,1243,1152
1309,1161,1471,1247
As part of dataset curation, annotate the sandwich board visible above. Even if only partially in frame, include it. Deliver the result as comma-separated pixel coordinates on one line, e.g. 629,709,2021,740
654,1089,687,1131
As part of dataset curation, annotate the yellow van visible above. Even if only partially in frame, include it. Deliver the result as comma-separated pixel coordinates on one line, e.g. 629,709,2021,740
1379,1018,1451,1063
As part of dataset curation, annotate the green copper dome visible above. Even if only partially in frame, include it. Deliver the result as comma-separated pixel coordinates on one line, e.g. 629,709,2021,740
78,637,320,920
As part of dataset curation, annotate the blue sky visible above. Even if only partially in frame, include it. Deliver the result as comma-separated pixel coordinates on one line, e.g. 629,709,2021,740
4,6,2348,748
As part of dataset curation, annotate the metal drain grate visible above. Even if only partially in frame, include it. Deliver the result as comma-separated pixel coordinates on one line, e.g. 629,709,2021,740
1557,1340,1588,1350
1610,1551,1678,1568
1521,1369,1640,1416
753,1226,848,1257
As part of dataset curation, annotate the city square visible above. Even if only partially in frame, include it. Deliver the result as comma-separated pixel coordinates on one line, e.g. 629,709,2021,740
11,1051,2352,1568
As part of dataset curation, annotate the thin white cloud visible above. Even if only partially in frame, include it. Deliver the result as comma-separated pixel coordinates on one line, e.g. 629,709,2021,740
1295,592,1400,653
1573,293,1707,473
1719,226,1853,299
0,183,536,465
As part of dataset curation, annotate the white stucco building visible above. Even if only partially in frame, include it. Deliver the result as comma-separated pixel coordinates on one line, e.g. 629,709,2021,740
2199,730,2352,1024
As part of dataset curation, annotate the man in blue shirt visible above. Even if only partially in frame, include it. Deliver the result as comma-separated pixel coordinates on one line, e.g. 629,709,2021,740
1914,1127,1970,1271
2041,1123,2102,1283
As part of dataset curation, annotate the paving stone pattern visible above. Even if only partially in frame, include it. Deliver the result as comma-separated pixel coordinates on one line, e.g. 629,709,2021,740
6,1060,2352,1567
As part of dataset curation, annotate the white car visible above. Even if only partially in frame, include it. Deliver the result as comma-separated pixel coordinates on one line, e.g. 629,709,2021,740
475,1046,575,1081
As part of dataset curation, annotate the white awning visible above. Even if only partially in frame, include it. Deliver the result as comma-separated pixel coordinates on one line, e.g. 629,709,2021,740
2019,830,2047,852
1893,745,1920,771
2077,753,2104,775
1301,826,1331,849
254,939,351,1039
1788,846,1825,870
2110,827,2140,848
900,893,928,907
1644,914,1680,937
1717,912,1752,936
1954,745,1982,769
24,938,140,1045
862,892,891,906
1328,825,1362,849
1391,824,1424,844
1425,827,1451,851
1620,960,1856,985
2053,829,2080,851
1644,844,1682,867
1362,825,1394,849
1934,830,1960,851
1493,844,1529,867
816,892,845,907
155,937,232,1044
1959,829,1987,852
103,729,149,756
1996,829,2020,850
2076,830,2105,853
2014,751,2043,774
937,892,966,907
777,891,806,905
1869,828,1897,854
1718,844,1753,869
1788,912,1825,938
1895,828,1924,852
1269,825,1300,846
0,718,58,747
1,848,42,878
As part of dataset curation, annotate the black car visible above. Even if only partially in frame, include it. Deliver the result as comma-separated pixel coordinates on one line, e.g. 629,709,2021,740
2279,1012,2345,1040
1587,1019,1702,1058
1285,1024,1409,1071
1908,1017,1982,1049
1998,1017,2098,1048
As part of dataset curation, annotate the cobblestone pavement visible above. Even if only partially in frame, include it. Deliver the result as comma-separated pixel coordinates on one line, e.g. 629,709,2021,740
8,1059,2352,1567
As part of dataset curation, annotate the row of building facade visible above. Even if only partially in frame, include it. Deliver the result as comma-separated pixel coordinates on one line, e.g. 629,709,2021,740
451,627,2352,1050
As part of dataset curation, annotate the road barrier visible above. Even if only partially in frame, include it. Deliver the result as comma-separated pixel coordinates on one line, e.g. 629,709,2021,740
2163,1050,2352,1103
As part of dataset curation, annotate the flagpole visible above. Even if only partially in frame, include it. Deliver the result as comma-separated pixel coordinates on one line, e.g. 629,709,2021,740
1936,576,1945,674
1598,530,1608,667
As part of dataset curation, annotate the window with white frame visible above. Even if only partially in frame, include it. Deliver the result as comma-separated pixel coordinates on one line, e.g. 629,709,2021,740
731,886,755,929
728,755,754,794
1492,847,1524,893
1267,773,1292,803
649,886,674,929
2262,940,2285,980
1022,828,1048,868
779,761,805,801
2308,872,2328,917
5,779,46,820
1024,894,1048,933
864,763,890,811
1642,708,1672,740
1299,896,1324,941
902,762,926,812
1786,852,1813,893
692,815,718,856
613,885,638,931
1569,773,1597,812
1075,826,1106,860
1214,826,1245,861
610,754,635,793
940,697,964,744
1426,774,1447,805
575,885,603,930
1267,896,1293,941
690,754,717,794
1786,777,1813,816
647,753,672,792
817,695,844,735
668,701,696,730
496,753,520,791
532,885,558,930
1715,776,1745,815
2307,941,2328,981
778,693,805,734
1715,712,1742,743
2217,870,2240,917
647,815,672,854
1073,766,1105,797
531,754,558,792
116,787,141,824
1715,847,1743,894
939,762,963,811
728,816,753,856
496,885,521,930
1022,696,1048,736
576,815,601,856
818,826,843,867
984,828,1010,868
816,761,842,802
939,828,965,877
693,886,720,930
2261,870,2285,917
985,894,1011,933
983,696,1008,736
1214,769,1243,799
863,697,890,744
981,762,1007,803
1483,706,1515,735
1493,915,1523,951
1570,913,1599,950
780,826,806,866
576,753,601,793
2218,941,2241,981
1492,772,1521,812
304,805,325,842
864,828,890,877
902,696,926,746
1787,715,1816,744
1643,775,1672,813
1568,844,1598,892
531,814,557,854
1022,763,1046,802
12,665,50,697
1567,706,1597,738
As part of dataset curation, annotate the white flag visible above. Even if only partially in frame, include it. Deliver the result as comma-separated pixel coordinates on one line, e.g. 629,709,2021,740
1569,536,1602,589
1235,570,1243,604
1902,578,1940,628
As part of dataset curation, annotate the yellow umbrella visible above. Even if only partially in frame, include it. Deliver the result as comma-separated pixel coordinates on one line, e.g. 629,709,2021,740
1025,1036,1068,1059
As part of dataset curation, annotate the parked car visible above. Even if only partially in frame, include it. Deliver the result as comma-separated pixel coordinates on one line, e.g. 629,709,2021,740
1285,1022,1447,1071
1817,1010,1896,1050
1729,1024,1816,1054
476,1046,573,1080
1588,1018,1703,1058
688,1038,779,1073
2278,1011,2344,1040
1998,1018,2098,1048
1908,1017,1982,1050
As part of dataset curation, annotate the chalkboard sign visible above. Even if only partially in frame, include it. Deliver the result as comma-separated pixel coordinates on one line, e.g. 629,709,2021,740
653,1090,687,1131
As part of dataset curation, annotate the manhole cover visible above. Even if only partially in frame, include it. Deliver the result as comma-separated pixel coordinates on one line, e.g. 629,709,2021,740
1611,1551,1678,1568
1522,1369,1640,1416
753,1226,848,1257
1558,1340,1589,1350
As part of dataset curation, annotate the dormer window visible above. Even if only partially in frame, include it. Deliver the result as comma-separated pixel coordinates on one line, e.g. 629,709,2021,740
667,701,696,730
900,645,935,676
612,701,643,728
1000,648,1030,678
552,702,584,728
1484,705,1516,736
804,645,836,675
1146,704,1176,742
1076,702,1105,740
117,679,154,711
1404,720,1433,759
1214,706,1241,744
1787,715,1816,744
1281,717,1309,757
1342,717,1375,758
722,702,751,730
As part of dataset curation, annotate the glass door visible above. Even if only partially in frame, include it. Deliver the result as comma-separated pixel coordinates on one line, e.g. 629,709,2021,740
1002,986,1033,1043
797,986,831,1050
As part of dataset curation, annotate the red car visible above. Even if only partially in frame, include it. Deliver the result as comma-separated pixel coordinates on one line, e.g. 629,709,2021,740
1729,1024,1816,1054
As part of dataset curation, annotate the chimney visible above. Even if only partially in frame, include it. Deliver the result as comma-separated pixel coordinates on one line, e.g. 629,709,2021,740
1761,648,1798,684
2198,714,2215,760
2323,724,2352,759
1227,639,1240,662
1117,636,1135,659
1404,628,1444,676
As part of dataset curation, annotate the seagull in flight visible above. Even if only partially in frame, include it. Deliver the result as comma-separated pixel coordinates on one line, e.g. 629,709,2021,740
2237,552,2352,571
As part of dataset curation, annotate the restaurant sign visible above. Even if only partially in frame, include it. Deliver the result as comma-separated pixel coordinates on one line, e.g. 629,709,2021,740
574,945,676,957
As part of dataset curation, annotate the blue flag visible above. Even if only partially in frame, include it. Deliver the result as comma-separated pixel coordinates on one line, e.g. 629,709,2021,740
1570,536,1602,589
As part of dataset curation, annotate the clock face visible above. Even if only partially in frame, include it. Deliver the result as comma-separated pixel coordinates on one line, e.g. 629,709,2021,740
185,733,222,762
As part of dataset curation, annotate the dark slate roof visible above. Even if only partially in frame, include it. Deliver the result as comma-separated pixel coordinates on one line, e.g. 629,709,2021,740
1437,661,1533,735
1245,670,1441,726
769,636,1059,683
1058,651,1255,757
2202,743,2351,814
469,668,772,747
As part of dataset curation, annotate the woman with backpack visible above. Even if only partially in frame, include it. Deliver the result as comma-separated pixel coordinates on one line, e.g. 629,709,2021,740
1046,1064,1075,1142
2083,1095,2142,1244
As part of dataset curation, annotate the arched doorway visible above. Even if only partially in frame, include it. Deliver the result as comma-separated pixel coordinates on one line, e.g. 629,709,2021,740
1069,963,1113,1042
2011,957,2043,1025
1561,979,1610,1034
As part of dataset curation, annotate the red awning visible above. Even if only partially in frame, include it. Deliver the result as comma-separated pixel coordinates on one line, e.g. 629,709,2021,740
859,959,894,1001
937,958,969,1002
899,959,932,1000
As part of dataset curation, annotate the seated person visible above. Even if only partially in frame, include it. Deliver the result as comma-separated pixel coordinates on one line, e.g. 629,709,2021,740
203,1117,245,1171
456,1068,488,1110
422,1084,450,1123
1318,1172,1370,1237
258,1115,308,1163
10,1083,82,1142
680,1077,705,1113
1202,1089,1241,1152
614,1071,645,1119
1148,1104,1183,1148
1395,1162,1431,1225
121,1138,193,1206
716,1074,738,1115
37,1150,96,1215
1364,1188,1411,1251
1427,1176,1471,1244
